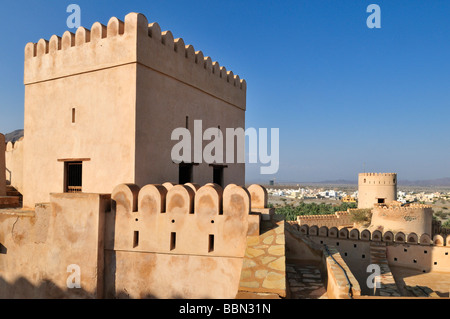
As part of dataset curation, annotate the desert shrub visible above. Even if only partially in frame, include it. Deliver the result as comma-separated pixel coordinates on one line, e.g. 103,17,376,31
349,209,372,227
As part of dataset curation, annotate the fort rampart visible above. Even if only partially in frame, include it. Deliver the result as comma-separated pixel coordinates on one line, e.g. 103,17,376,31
0,183,283,299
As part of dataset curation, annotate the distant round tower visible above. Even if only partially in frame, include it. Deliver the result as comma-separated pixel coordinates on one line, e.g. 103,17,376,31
358,173,397,208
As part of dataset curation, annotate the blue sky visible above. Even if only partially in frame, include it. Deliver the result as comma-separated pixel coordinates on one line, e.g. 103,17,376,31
1,0,450,183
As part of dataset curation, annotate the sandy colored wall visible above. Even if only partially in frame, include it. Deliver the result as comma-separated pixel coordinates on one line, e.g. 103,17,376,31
133,12,246,187
22,14,147,209
103,183,263,299
370,205,433,235
309,236,372,295
297,212,352,229
0,193,109,298
135,64,246,187
0,134,5,196
358,173,397,209
23,64,137,208
105,251,243,299
386,244,450,273
323,245,361,299
5,138,24,194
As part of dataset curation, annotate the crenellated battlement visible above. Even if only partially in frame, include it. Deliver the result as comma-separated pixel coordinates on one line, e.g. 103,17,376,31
359,173,397,177
24,12,246,109
297,211,352,229
372,203,433,211
297,224,448,246
111,183,268,258
5,137,23,152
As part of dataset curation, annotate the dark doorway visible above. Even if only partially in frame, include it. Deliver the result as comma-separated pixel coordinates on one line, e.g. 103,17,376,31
65,161,82,193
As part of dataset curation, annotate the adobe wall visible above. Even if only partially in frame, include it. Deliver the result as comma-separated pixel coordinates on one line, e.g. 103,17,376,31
0,194,109,298
5,138,23,194
370,204,433,235
23,14,146,208
323,245,361,299
0,134,5,196
104,183,258,298
309,233,372,295
23,62,137,208
358,173,397,209
386,243,450,273
133,12,245,187
135,63,245,187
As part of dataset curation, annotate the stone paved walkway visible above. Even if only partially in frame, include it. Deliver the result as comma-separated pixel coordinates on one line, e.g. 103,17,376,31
286,264,328,299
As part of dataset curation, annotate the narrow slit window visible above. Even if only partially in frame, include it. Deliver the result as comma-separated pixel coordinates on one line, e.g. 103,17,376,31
170,232,176,251
186,116,189,129
72,108,76,123
208,234,215,253
133,231,139,248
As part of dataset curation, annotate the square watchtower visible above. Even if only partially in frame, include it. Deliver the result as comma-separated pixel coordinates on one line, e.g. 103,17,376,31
22,13,246,208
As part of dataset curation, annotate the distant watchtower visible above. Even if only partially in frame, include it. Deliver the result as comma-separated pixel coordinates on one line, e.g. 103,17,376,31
358,173,397,209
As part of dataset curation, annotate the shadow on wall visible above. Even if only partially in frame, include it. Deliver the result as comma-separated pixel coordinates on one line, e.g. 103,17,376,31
0,276,189,299
0,276,93,299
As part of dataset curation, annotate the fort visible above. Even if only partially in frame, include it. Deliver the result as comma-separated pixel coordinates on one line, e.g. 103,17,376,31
0,12,449,299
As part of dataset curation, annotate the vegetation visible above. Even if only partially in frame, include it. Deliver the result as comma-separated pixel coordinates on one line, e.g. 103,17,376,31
273,202,357,222
349,209,372,227
442,220,450,229
434,211,449,220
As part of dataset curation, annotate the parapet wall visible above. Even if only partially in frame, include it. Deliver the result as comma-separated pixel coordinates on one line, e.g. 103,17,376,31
5,138,23,194
0,134,5,196
24,12,246,109
0,194,109,298
297,224,445,246
104,183,272,298
108,183,262,257
0,182,272,299
297,211,352,228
